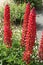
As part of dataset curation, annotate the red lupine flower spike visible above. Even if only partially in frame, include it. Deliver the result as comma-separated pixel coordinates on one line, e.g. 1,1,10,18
21,2,30,46
4,4,12,48
25,7,36,53
23,7,36,64
38,31,43,60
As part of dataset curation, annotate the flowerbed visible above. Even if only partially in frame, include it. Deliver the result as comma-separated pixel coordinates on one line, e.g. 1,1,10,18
0,2,43,65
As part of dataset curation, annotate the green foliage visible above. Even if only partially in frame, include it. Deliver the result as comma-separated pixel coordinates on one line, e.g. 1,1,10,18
13,0,42,9
10,3,26,24
0,7,4,20
29,0,42,9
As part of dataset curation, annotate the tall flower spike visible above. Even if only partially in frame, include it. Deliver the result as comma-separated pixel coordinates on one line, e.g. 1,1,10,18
38,31,43,60
21,2,30,46
23,7,36,64
4,4,12,48
25,7,36,53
